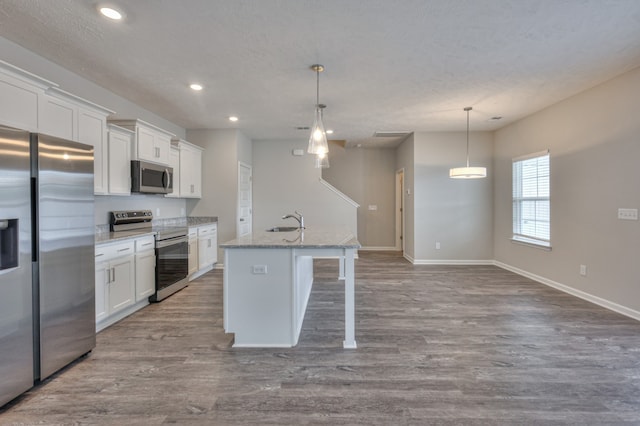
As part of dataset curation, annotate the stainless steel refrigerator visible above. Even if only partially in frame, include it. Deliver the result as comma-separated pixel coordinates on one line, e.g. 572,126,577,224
0,125,95,407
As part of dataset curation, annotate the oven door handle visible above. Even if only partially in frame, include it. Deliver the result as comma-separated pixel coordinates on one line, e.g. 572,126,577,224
156,236,188,248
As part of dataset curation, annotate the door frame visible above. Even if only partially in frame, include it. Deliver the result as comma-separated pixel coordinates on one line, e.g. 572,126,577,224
237,161,253,238
395,168,405,252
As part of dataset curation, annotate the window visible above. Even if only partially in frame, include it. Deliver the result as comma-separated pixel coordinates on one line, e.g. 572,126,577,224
512,150,550,248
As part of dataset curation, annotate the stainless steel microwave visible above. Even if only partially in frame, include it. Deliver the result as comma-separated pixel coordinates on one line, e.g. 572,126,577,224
131,160,173,194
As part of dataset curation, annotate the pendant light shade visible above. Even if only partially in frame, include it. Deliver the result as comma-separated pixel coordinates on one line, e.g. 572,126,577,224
307,64,329,156
314,151,330,168
449,107,487,179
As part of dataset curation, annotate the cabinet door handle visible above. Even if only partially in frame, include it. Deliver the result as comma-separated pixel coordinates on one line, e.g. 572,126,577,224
106,268,110,284
208,239,211,248
112,267,116,282
117,247,131,252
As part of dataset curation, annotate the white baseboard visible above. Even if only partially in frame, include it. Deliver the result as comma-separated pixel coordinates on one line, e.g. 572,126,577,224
359,246,400,251
494,261,640,322
411,259,494,265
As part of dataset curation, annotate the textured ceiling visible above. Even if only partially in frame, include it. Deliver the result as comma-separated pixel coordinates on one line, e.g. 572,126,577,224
1,0,640,147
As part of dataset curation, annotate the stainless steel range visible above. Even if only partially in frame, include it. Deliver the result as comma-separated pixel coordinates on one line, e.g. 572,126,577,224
110,210,189,302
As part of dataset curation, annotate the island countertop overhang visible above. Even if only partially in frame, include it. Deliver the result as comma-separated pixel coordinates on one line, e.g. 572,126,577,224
219,226,360,249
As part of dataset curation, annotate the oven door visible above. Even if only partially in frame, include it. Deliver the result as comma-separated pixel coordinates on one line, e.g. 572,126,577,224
155,236,188,293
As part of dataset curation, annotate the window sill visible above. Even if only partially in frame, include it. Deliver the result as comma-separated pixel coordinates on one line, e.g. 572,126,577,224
511,237,552,251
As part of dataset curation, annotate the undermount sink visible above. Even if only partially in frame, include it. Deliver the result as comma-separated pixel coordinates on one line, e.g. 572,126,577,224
266,226,299,232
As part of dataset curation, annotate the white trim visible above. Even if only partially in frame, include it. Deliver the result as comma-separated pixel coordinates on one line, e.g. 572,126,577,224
512,149,549,162
494,261,640,322
318,178,360,208
411,259,494,265
510,237,552,250
0,59,57,89
359,246,399,251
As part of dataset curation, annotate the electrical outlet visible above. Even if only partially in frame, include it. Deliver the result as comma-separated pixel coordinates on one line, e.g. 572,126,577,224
435,242,441,250
252,265,268,275
156,208,160,217
180,207,185,216
579,265,587,276
618,208,638,220
368,205,378,211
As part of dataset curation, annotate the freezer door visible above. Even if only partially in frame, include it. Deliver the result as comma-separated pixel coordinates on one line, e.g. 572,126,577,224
0,126,33,406
35,134,96,380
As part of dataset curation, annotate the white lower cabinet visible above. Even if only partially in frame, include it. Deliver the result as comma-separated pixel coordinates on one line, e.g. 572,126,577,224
188,228,199,279
198,224,218,270
135,236,156,301
95,235,155,332
95,240,135,330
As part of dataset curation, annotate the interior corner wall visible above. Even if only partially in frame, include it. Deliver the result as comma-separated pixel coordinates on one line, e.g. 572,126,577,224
396,135,415,260
186,129,241,260
412,131,493,263
493,66,640,315
322,143,397,249
252,139,357,235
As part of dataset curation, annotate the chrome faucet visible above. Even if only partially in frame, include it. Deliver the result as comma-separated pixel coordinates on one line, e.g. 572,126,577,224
282,211,304,229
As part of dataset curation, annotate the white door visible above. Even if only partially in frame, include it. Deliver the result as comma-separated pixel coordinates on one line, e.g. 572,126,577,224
237,162,252,237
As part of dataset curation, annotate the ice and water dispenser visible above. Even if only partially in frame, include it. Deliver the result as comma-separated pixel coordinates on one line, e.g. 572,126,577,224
0,218,18,270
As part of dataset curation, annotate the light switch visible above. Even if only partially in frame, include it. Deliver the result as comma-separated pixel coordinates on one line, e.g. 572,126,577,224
368,205,378,211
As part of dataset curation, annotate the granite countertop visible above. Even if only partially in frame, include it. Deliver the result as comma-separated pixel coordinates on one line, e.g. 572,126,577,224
220,226,360,249
95,229,155,245
95,216,218,244
187,216,218,227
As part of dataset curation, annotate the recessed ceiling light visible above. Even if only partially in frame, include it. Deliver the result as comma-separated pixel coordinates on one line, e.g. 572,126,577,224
99,6,123,20
189,83,203,91
229,116,239,122
326,129,334,134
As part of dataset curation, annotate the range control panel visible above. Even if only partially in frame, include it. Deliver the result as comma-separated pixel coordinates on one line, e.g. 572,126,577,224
110,210,153,231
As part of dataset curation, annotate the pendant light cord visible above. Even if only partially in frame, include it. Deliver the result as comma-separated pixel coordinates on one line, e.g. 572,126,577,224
466,108,470,167
316,68,320,107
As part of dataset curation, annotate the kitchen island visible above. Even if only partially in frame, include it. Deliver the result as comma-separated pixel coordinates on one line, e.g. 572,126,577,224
220,226,360,349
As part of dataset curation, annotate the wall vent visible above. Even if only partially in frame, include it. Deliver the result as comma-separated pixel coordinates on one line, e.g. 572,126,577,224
372,131,411,138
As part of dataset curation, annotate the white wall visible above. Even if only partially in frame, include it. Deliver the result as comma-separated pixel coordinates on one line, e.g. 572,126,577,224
494,66,640,316
412,131,494,263
186,129,247,261
252,140,357,236
322,143,396,249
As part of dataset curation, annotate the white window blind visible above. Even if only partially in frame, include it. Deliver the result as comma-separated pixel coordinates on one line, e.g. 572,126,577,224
512,151,550,247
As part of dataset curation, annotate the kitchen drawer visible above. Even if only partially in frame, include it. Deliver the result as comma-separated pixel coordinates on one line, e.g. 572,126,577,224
198,224,217,237
188,228,198,240
135,236,155,252
95,240,135,261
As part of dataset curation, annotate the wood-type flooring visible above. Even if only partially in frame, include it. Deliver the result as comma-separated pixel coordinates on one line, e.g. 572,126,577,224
2,251,640,425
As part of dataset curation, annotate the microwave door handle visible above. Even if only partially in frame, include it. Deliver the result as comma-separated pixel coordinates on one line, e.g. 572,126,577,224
163,169,170,190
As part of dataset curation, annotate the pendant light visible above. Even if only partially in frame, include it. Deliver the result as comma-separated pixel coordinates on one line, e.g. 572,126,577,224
307,64,329,156
449,107,487,179
314,105,330,168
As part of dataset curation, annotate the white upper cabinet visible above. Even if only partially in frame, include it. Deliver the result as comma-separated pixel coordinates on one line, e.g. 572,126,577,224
107,124,133,195
165,145,181,198
109,119,174,166
0,60,51,132
175,139,203,199
39,87,113,194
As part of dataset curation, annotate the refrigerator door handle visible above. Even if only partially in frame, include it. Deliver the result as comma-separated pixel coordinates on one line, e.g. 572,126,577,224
31,177,38,262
